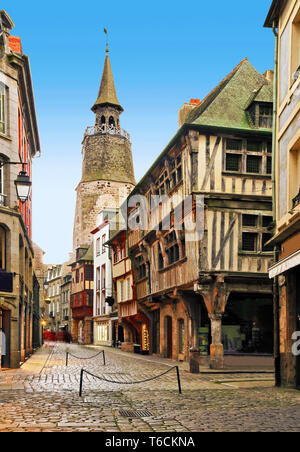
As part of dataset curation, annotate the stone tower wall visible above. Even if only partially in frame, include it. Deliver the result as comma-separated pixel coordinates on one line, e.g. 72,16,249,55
73,179,134,249
81,133,135,185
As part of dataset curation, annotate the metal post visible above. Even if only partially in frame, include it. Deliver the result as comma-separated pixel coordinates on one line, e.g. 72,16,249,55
66,352,69,367
102,350,106,366
175,366,182,394
79,368,84,397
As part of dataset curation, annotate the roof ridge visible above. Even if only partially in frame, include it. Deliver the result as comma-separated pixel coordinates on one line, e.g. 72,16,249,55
186,58,249,124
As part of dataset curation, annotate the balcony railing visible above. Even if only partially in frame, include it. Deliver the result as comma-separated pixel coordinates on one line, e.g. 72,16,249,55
84,124,130,141
292,187,300,209
0,193,7,207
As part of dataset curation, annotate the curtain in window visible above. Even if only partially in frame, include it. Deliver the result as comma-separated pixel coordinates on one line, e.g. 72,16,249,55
0,226,5,270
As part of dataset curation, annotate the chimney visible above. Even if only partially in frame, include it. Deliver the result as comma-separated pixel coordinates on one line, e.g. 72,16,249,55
263,70,274,84
178,99,200,128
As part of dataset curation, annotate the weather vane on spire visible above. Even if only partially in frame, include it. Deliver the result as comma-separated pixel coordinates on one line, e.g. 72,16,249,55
104,28,109,53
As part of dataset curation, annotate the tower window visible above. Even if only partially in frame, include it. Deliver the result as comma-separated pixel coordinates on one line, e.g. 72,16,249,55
101,116,106,124
109,116,115,127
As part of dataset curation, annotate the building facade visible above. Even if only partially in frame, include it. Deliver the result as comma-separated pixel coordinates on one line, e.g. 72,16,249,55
92,209,117,346
70,246,94,344
127,59,274,368
108,228,150,354
0,10,40,368
45,265,63,332
265,0,300,387
60,273,72,334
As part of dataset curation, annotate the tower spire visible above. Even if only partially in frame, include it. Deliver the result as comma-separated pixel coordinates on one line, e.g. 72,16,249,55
91,30,123,113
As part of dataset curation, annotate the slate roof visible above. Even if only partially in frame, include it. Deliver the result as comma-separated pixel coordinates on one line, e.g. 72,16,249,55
185,58,273,131
92,49,123,112
129,58,273,197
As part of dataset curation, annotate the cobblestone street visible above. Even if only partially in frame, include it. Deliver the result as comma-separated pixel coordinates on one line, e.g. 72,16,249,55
0,343,299,432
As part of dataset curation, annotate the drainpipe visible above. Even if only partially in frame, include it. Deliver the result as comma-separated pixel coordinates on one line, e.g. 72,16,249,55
272,20,281,387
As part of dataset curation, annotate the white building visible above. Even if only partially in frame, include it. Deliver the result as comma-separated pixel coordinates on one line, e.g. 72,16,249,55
92,209,117,346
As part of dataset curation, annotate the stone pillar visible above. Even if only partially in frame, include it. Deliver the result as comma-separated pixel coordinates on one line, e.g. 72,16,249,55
189,347,200,373
209,313,224,369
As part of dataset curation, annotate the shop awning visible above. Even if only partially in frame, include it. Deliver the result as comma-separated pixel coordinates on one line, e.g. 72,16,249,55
269,249,300,278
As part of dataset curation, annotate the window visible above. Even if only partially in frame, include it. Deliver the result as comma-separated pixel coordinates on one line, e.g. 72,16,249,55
85,265,93,281
0,161,5,206
126,278,131,301
289,143,300,209
247,141,261,152
0,226,5,270
291,9,300,84
242,232,258,251
75,269,79,284
246,155,262,174
102,234,106,254
96,267,100,290
96,292,101,316
259,105,273,128
0,83,7,135
262,233,273,252
136,255,146,280
226,154,241,172
266,157,272,175
241,214,273,253
262,216,273,228
158,243,164,270
226,139,242,151
120,280,124,302
96,238,100,256
101,265,106,289
165,230,181,265
242,215,257,227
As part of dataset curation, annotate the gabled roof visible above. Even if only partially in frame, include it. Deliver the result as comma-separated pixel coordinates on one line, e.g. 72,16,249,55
185,58,273,131
264,0,288,28
92,48,123,112
0,10,15,31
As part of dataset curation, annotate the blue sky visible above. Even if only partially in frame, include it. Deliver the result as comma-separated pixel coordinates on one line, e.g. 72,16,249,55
6,0,274,263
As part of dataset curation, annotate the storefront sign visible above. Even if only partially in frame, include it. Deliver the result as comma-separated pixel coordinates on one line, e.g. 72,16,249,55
141,324,150,351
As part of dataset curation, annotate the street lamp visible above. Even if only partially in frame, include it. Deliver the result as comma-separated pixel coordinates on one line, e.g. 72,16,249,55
0,161,31,204
14,170,31,204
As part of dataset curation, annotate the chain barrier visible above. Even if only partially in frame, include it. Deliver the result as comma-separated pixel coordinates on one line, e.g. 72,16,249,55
79,365,182,396
66,350,106,367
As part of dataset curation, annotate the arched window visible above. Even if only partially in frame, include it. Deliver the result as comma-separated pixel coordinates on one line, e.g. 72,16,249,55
0,226,6,270
109,116,115,127
101,115,106,125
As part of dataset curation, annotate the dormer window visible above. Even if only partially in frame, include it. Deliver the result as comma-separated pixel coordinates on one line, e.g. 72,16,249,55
259,105,273,128
247,102,272,129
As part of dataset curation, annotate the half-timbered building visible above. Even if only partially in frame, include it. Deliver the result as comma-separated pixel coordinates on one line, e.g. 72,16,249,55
70,246,94,344
107,228,150,353
127,59,274,368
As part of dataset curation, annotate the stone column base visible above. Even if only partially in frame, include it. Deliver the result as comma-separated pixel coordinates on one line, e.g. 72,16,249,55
189,348,200,373
210,344,224,369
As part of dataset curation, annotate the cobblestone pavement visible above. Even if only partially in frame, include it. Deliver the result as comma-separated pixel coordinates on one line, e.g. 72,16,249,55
0,343,299,432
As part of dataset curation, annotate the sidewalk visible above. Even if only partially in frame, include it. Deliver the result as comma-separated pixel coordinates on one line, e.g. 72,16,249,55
84,344,275,374
0,345,53,390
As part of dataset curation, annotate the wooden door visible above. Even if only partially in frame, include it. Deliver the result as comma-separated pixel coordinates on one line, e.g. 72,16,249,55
166,316,172,359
